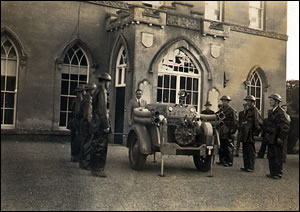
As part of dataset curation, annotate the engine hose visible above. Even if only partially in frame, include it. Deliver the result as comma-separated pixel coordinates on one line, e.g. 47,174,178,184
132,108,152,118
133,116,153,124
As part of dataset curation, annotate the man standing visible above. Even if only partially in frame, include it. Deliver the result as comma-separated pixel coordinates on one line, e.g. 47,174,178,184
217,95,238,167
90,72,112,177
68,84,85,162
265,94,290,179
202,101,215,114
240,95,263,172
79,82,97,170
127,89,147,127
235,103,248,157
280,104,291,163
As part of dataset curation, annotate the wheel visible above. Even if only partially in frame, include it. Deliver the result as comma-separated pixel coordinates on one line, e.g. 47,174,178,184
193,155,212,172
128,133,147,170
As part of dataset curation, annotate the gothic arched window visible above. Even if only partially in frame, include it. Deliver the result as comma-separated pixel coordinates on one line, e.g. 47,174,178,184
115,45,127,87
157,48,201,111
247,71,262,111
1,35,19,127
59,44,89,127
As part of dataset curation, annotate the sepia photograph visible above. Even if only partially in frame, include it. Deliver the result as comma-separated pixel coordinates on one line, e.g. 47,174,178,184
1,1,299,211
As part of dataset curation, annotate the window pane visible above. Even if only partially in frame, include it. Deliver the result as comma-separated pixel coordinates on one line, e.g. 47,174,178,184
158,75,162,87
81,56,87,66
256,87,261,98
171,76,176,89
61,80,69,95
6,76,16,91
1,76,4,91
180,77,186,89
187,78,192,90
256,99,261,110
79,75,87,82
157,89,162,102
6,60,17,76
163,89,169,103
193,78,198,91
1,92,3,107
4,93,14,108
60,96,67,111
70,81,78,96
1,109,2,124
174,66,178,72
170,90,176,103
164,75,170,88
193,92,198,105
251,86,255,95
68,97,74,111
62,74,69,80
186,91,191,104
71,74,79,81
59,112,67,127
4,109,13,124
8,47,17,59
179,66,183,72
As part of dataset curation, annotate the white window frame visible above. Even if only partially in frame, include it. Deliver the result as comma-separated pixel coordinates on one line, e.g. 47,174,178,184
115,45,127,88
1,35,19,129
205,1,223,22
157,49,201,111
249,1,264,30
59,45,89,129
247,71,262,111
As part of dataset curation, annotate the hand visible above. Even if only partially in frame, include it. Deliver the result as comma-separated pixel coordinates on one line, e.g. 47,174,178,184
277,138,284,145
104,127,111,133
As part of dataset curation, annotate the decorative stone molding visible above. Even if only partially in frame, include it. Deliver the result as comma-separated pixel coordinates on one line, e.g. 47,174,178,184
229,24,288,41
166,14,200,31
202,20,230,38
87,1,129,9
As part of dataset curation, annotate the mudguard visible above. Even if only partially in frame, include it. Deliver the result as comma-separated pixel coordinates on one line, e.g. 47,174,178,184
127,123,152,154
201,122,214,146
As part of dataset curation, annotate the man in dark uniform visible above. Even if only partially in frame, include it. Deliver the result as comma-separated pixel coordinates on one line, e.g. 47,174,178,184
202,101,215,114
265,93,290,179
79,82,97,170
216,95,238,167
68,84,85,162
90,72,112,177
280,104,291,163
240,95,263,172
235,103,248,157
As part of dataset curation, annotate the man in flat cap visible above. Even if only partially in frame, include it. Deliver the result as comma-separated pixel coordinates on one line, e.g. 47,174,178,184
202,101,215,115
68,84,85,162
79,82,97,170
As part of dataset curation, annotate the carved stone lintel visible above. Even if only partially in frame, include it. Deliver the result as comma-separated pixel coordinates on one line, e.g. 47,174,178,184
166,14,200,31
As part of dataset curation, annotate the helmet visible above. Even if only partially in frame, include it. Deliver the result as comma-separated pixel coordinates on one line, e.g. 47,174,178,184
268,93,282,102
84,82,97,90
75,84,85,92
96,72,111,81
244,95,256,101
220,95,231,101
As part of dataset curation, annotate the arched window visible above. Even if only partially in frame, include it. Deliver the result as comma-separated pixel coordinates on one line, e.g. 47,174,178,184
115,45,126,87
59,44,89,127
157,48,201,111
1,35,18,127
247,71,262,111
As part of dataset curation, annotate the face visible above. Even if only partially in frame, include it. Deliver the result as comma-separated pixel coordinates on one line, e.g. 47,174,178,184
105,81,111,89
245,100,254,107
136,91,142,99
205,105,211,110
221,100,229,106
269,98,277,108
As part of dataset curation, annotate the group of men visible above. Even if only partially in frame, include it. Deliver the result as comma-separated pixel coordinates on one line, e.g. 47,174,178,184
203,93,290,179
68,72,112,178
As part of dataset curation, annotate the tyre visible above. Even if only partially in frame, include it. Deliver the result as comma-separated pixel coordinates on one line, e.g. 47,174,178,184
193,155,212,172
128,133,147,170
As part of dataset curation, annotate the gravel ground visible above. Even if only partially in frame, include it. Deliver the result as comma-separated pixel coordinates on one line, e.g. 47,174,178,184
1,140,299,211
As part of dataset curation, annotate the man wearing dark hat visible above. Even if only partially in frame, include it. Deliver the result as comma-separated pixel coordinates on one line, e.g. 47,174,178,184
79,82,97,170
216,95,238,167
202,101,215,114
68,84,85,162
264,93,290,179
240,95,263,172
90,72,112,177
235,103,248,157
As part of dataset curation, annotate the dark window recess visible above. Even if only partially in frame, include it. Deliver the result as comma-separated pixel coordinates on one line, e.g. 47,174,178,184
170,90,176,103
157,89,162,102
5,93,14,108
171,76,176,89
163,89,169,103
1,92,3,107
70,81,78,95
81,56,87,66
1,77,5,91
180,77,186,89
61,80,69,95
193,78,198,91
71,75,79,81
4,109,13,124
60,96,67,111
164,75,170,88
62,74,69,80
187,78,192,90
71,56,79,65
79,75,87,81
158,76,163,87
6,77,16,91
59,112,67,126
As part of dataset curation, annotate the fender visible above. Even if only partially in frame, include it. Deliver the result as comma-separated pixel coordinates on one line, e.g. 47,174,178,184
127,123,152,154
201,122,214,146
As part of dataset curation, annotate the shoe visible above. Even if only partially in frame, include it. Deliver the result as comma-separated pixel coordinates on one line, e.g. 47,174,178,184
266,174,280,179
223,163,229,167
92,170,107,178
240,167,248,172
246,169,254,172
216,162,224,165
227,162,233,167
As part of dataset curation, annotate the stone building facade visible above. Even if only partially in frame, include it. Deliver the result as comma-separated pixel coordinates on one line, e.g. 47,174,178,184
1,1,288,144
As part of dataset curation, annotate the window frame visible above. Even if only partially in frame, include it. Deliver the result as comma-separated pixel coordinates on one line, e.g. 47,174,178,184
1,35,19,129
115,45,127,88
248,1,264,30
247,71,263,112
204,1,223,22
58,45,89,129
